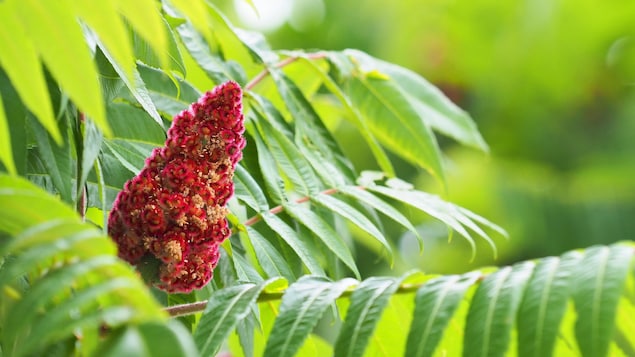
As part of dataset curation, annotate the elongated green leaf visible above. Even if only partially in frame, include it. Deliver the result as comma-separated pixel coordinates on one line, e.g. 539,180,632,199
464,262,535,357
78,120,104,194
135,64,201,117
116,0,168,68
12,0,108,136
194,278,283,356
406,272,481,357
344,49,488,152
234,164,270,211
572,245,633,357
370,185,505,258
29,114,73,203
260,213,325,276
248,119,285,204
312,193,392,260
342,74,444,183
0,184,76,236
264,276,358,357
246,227,295,281
93,157,108,229
0,95,16,174
333,276,403,357
0,3,60,143
0,70,28,175
283,202,359,278
168,0,212,45
300,56,395,176
98,43,164,128
256,115,322,196
338,185,422,249
132,16,185,76
106,103,166,145
517,252,583,357
268,69,356,181
174,21,238,84
0,175,177,356
97,321,199,357
73,0,134,82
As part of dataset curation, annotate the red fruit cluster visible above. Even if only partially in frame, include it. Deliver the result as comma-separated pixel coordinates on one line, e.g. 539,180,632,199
108,81,245,293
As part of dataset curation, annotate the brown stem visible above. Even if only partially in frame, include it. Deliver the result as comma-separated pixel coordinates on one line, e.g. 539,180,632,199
245,52,328,91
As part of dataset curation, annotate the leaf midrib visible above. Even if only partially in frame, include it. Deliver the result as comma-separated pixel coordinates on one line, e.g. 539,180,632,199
345,280,393,357
200,285,255,353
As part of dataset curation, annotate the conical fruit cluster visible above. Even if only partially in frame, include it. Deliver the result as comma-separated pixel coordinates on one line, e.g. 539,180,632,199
108,81,245,293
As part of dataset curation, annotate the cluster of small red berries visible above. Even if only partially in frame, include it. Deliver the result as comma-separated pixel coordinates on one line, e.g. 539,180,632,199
108,81,245,293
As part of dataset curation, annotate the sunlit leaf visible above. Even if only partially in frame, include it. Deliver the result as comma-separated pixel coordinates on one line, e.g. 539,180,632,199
0,95,16,174
517,252,582,357
464,262,535,357
572,245,633,357
283,202,360,278
264,276,358,357
194,278,284,356
0,4,60,143
333,276,404,357
406,272,480,357
11,0,108,136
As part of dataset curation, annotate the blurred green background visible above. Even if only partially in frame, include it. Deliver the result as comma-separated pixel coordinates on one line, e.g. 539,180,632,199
217,0,635,275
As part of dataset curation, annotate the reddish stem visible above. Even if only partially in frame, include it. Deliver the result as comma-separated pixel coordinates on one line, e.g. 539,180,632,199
245,52,328,91
242,187,340,227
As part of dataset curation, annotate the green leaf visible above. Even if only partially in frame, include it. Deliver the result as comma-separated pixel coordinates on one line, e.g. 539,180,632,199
464,262,535,357
246,226,296,281
106,103,166,145
116,0,168,69
283,202,360,278
247,119,285,204
97,45,164,128
97,321,199,357
333,276,403,357
103,139,156,175
73,0,134,83
132,16,185,76
260,212,325,276
338,185,422,249
517,252,583,357
264,276,358,357
572,245,633,357
194,278,283,356
300,56,395,176
168,0,213,46
267,69,357,182
311,193,392,261
0,180,76,236
78,119,104,194
0,95,16,174
0,175,175,356
344,49,488,152
255,115,322,196
0,4,60,143
93,157,108,229
406,272,481,357
135,64,201,117
0,70,28,175
12,0,108,136
29,114,73,203
234,164,270,211
369,185,505,258
345,73,445,183
174,21,238,84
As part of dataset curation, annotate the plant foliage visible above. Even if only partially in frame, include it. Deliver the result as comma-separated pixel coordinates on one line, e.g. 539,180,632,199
0,1,633,356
